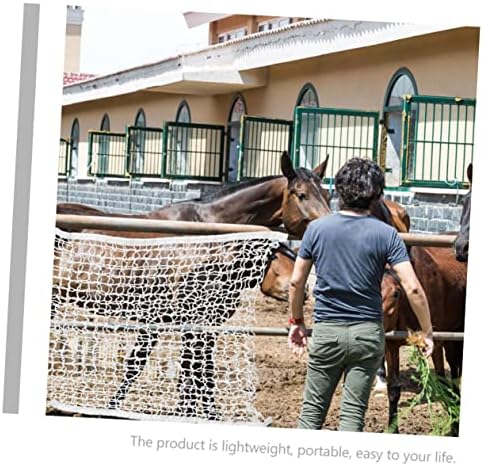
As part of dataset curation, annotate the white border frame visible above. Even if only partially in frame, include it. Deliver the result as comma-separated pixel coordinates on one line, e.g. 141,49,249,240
1,1,482,465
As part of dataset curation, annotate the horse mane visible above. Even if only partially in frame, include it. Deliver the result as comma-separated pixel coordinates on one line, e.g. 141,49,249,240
181,165,319,205
292,167,320,182
199,175,282,202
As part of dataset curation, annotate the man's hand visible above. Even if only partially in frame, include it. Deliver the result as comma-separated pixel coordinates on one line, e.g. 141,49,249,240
288,324,308,356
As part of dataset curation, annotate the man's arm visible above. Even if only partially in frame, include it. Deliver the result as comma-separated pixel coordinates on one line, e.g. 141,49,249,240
288,257,313,355
392,260,434,356
289,257,313,323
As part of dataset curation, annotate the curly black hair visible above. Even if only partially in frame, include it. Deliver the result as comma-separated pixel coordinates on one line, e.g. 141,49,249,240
335,158,385,210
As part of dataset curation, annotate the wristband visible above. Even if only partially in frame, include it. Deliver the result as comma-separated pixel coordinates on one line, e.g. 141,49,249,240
288,317,304,325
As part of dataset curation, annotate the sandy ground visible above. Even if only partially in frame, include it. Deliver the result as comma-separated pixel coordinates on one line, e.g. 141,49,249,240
252,292,452,435
46,290,455,436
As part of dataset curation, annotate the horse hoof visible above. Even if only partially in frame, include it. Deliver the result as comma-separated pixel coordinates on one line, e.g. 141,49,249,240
107,400,120,410
206,409,222,422
373,378,387,394
174,405,196,418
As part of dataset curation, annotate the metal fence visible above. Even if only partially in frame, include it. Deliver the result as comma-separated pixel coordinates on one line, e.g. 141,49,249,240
163,122,225,181
127,126,163,177
293,107,380,182
238,116,293,179
401,95,476,188
59,138,71,176
88,131,128,177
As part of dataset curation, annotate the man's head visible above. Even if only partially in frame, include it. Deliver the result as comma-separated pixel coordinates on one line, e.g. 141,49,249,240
335,158,385,210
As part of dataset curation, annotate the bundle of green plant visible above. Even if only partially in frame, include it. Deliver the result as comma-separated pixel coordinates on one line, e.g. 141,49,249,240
387,332,460,436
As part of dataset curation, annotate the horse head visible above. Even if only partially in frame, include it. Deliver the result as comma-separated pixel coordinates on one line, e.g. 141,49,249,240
454,163,472,262
260,243,309,302
280,151,331,239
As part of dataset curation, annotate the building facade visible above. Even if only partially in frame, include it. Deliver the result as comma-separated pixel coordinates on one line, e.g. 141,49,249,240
58,13,479,232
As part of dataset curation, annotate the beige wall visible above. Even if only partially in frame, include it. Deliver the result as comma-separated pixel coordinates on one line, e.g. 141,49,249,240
242,28,479,119
64,23,82,73
61,27,479,179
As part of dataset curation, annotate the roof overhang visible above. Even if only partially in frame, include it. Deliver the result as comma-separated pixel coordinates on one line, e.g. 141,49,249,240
63,67,268,105
63,20,468,107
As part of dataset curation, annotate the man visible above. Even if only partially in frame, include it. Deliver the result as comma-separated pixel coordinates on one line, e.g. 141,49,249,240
288,158,433,431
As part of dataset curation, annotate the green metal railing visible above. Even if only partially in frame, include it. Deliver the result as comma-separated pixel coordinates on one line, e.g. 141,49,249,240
238,116,293,179
88,131,128,177
293,107,379,182
127,126,164,177
401,95,476,188
163,122,225,181
59,138,71,176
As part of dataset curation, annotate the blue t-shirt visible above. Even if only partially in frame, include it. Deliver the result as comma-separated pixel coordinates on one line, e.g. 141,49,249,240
298,212,409,322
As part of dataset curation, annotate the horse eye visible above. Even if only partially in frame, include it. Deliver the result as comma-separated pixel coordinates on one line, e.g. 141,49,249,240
297,193,307,201
393,291,400,299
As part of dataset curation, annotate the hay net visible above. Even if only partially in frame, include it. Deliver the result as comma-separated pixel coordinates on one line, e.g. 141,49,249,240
48,228,287,424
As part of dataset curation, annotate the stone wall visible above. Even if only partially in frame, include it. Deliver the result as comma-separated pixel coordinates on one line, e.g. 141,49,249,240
57,179,464,234
57,179,202,215
382,191,463,235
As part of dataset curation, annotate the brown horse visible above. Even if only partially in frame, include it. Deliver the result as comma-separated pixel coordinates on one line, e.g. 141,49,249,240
454,163,472,262
381,246,467,434
57,152,410,238
57,152,331,239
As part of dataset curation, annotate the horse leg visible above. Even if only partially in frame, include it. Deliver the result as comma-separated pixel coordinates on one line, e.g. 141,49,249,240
107,329,158,410
444,341,463,385
176,331,219,420
431,343,446,379
443,341,463,437
176,331,199,417
385,341,401,433
198,332,219,420
374,358,387,392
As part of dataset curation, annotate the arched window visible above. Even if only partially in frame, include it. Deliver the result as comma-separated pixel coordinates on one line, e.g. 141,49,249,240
226,95,247,182
176,100,191,123
296,83,319,108
174,101,191,175
99,114,110,174
70,118,80,177
134,108,146,127
384,68,418,111
382,68,418,187
100,113,110,131
296,83,319,169
228,95,246,123
131,109,147,175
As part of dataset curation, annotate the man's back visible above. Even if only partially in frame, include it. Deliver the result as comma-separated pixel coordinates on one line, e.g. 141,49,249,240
298,213,408,321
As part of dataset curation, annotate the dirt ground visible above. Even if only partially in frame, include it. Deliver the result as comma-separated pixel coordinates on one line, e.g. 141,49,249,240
252,292,451,436
46,289,454,436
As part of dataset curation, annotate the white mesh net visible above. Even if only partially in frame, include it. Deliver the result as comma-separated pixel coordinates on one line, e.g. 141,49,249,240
48,228,286,424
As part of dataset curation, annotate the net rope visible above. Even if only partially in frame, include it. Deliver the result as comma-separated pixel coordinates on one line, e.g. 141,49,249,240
48,228,286,424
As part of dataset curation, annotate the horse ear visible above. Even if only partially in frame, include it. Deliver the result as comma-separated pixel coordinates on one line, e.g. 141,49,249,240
467,163,473,184
281,151,297,181
313,154,329,179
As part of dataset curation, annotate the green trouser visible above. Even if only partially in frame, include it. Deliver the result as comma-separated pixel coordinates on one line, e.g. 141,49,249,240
298,320,385,432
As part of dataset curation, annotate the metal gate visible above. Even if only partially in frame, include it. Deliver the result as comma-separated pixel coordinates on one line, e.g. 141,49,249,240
162,122,225,181
238,116,293,179
127,126,163,177
401,95,475,188
293,107,380,183
88,131,128,177
59,138,71,176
